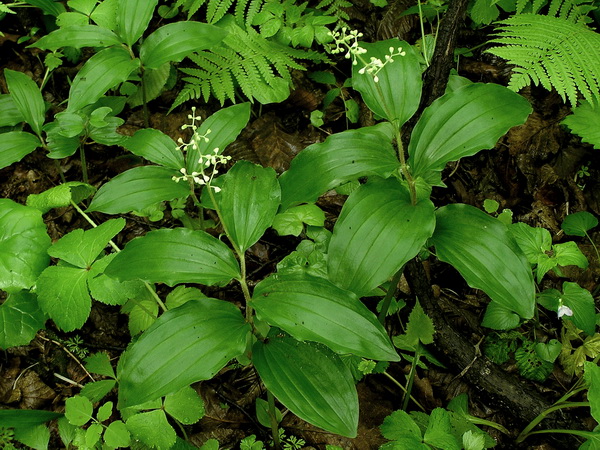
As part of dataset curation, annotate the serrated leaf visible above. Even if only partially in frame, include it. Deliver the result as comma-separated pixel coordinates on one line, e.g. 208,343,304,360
118,298,249,408
96,401,113,422
272,204,325,236
105,228,240,286
115,0,158,47
424,408,461,450
26,181,96,214
126,410,176,449
0,131,41,169
463,430,486,450
140,22,227,69
85,352,116,378
164,386,205,424
352,39,422,126
87,166,189,214
123,295,158,336
328,177,435,297
404,301,434,346
219,161,280,252
253,335,358,437
0,292,45,349
408,83,532,186
165,285,207,309
0,410,62,427
4,69,45,135
80,379,116,403
380,410,422,441
30,24,123,50
12,423,50,450
432,204,535,321
65,395,93,426
562,101,600,149
278,123,398,210
104,420,130,448
562,211,598,236
88,254,146,306
252,273,399,361
49,218,125,267
0,199,50,293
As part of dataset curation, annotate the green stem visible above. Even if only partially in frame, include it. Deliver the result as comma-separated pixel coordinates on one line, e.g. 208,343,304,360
395,128,417,205
378,266,404,324
520,428,597,440
417,0,429,66
140,67,149,128
79,144,89,184
516,401,590,443
402,344,421,411
585,231,600,264
382,371,425,411
267,390,281,449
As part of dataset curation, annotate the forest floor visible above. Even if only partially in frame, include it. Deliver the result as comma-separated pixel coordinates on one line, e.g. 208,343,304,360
1,2,599,449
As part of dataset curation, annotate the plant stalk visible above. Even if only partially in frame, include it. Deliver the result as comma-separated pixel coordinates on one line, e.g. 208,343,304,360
378,266,404,324
267,390,281,449
402,344,421,411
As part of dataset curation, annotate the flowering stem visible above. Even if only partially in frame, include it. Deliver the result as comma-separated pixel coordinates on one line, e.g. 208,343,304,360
395,127,417,205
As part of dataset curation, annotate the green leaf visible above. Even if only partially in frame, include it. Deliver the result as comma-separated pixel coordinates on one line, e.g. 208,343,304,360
380,410,422,441
118,298,249,408
164,386,205,424
562,211,598,236
49,218,125,267
535,339,562,363
252,273,399,361
165,285,207,309
219,161,280,252
4,69,45,135
65,395,93,426
86,166,189,214
561,282,596,335
253,335,359,437
12,423,50,450
352,39,422,126
0,131,41,169
123,295,158,336
126,62,171,108
88,254,146,306
29,24,123,50
431,204,535,321
424,408,461,450
85,352,116,378
0,410,62,428
185,103,251,175
278,123,398,210
104,420,130,448
80,379,116,402
509,222,551,265
126,410,176,449
481,302,521,330
26,182,95,214
36,265,91,332
328,177,435,297
67,47,138,112
404,301,435,346
585,362,600,423
140,22,227,69
0,94,25,126
105,228,240,286
97,401,113,422
0,199,50,293
90,0,118,29
408,83,532,186
115,0,157,46
553,241,588,269
0,292,46,349
562,101,600,149
272,204,325,236
255,398,283,428
463,430,486,450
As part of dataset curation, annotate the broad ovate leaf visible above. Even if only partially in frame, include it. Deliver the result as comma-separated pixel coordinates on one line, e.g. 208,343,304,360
252,335,358,437
219,161,280,252
279,123,398,210
104,228,240,286
272,203,325,237
0,131,41,169
252,273,398,361
122,129,184,170
30,25,123,50
115,0,158,47
431,204,535,321
328,177,435,297
139,22,227,69
562,211,598,237
4,69,45,135
560,282,596,335
118,298,249,408
585,362,600,423
408,83,532,186
0,199,50,293
26,182,96,214
352,39,422,127
87,166,188,214
0,94,25,126
0,292,46,349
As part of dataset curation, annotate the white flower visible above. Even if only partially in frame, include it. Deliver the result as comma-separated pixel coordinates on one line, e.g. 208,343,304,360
557,305,573,318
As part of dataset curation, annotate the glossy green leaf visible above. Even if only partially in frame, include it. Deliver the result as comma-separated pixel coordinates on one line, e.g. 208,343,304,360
0,410,62,427
116,0,158,47
124,129,184,170
87,166,188,214
328,177,435,297
408,83,532,186
0,94,25,126
279,123,398,210
219,161,280,252
185,103,251,175
0,199,50,293
481,302,521,330
30,25,123,50
126,410,176,449
4,69,45,135
26,181,96,214
352,39,422,126
67,47,139,112
0,131,41,169
431,204,535,320
140,22,227,69
163,386,205,424
118,298,249,408
252,335,358,437
104,420,131,448
97,401,113,422
562,211,598,236
252,273,399,361
0,292,46,349
105,228,240,286
424,408,461,450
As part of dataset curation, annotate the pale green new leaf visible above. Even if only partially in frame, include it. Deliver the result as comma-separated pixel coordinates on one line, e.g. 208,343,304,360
30,25,123,50
252,273,399,361
219,161,281,252
115,0,158,47
404,301,435,346
87,166,189,214
408,83,532,186
125,410,176,449
509,222,551,264
105,228,240,286
554,241,588,269
96,401,113,422
13,423,50,449
328,177,435,298
432,204,535,322
380,410,422,441
118,298,249,407
139,22,227,69
26,182,96,214
122,129,184,170
163,386,205,424
424,408,461,450
562,211,598,236
252,335,358,437
67,47,139,112
279,123,398,210
0,131,41,169
88,254,145,306
0,199,50,293
104,420,130,448
0,292,46,349
4,69,45,135
272,204,325,236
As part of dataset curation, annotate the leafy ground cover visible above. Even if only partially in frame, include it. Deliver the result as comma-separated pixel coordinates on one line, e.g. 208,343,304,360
0,0,599,449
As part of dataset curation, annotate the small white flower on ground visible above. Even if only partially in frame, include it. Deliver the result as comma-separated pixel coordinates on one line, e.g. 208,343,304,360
557,305,573,318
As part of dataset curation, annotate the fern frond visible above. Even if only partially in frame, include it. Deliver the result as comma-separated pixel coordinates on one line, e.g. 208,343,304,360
515,0,596,22
316,0,352,22
486,14,600,105
206,0,236,23
173,0,209,19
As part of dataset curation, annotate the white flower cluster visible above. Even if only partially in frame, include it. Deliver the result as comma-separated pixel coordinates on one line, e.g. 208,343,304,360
358,46,406,83
327,28,367,65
